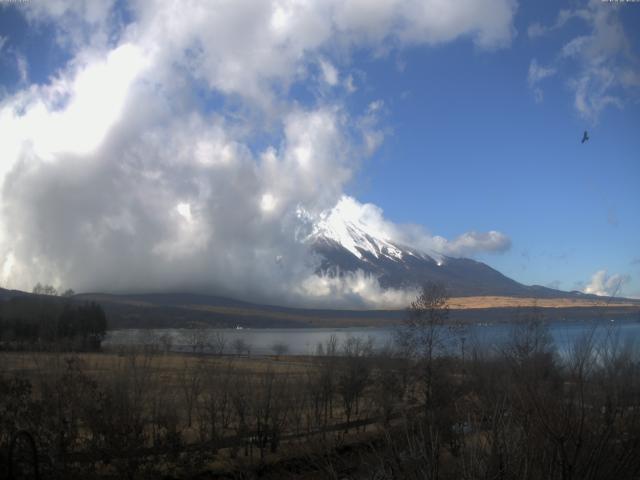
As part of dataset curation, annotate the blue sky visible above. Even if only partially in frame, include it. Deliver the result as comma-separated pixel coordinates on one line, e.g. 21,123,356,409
345,3,640,296
0,0,638,304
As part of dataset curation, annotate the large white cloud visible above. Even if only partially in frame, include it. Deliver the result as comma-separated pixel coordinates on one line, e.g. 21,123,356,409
0,0,517,307
583,270,630,297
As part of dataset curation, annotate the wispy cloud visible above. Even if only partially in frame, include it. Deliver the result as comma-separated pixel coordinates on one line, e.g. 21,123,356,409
0,36,29,85
15,52,28,83
528,0,640,121
528,58,556,102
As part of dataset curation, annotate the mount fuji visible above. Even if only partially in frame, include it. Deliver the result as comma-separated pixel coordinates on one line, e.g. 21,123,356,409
306,198,571,299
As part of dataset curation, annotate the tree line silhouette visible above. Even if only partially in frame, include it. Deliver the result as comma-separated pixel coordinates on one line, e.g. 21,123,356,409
0,296,107,351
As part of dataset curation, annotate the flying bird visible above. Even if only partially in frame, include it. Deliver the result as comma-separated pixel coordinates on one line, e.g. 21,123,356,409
581,131,589,144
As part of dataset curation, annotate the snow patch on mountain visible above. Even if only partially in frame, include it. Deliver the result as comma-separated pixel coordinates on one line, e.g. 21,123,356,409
307,195,442,264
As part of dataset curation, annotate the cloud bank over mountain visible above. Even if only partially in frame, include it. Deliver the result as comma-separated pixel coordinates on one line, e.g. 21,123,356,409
584,270,630,297
0,0,518,307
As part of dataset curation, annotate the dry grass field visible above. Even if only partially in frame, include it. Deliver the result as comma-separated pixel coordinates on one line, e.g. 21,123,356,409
447,295,639,309
0,350,312,377
0,347,413,478
3,325,640,480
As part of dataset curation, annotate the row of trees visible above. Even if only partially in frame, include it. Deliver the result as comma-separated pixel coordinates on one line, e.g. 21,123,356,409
130,328,291,357
32,283,75,297
0,297,107,350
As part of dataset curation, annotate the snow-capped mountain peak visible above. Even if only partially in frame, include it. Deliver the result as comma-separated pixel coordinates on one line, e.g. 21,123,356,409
304,196,576,298
309,196,406,261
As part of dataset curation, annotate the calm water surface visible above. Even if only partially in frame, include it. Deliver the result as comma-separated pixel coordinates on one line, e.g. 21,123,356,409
104,319,640,356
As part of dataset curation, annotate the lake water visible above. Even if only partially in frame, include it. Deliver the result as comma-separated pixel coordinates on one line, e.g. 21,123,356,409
104,319,640,356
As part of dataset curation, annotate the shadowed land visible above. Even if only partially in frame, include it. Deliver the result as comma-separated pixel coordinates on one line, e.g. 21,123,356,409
77,292,640,329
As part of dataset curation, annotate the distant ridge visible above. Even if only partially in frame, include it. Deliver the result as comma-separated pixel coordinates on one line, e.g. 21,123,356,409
1,287,638,329
39,290,640,329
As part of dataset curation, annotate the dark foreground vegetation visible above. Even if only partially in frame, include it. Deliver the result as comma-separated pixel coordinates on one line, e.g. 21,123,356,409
1,284,639,479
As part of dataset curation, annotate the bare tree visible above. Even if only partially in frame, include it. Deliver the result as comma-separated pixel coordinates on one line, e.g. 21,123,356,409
248,369,292,458
504,305,555,367
178,358,204,428
232,338,250,357
32,283,58,296
230,373,251,457
158,332,173,354
337,337,372,430
372,350,404,425
271,341,289,360
315,334,339,357
198,359,235,448
211,331,227,356
183,328,209,354
395,282,450,408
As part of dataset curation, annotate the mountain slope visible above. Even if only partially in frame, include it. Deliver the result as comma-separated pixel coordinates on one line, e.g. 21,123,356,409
309,206,582,299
